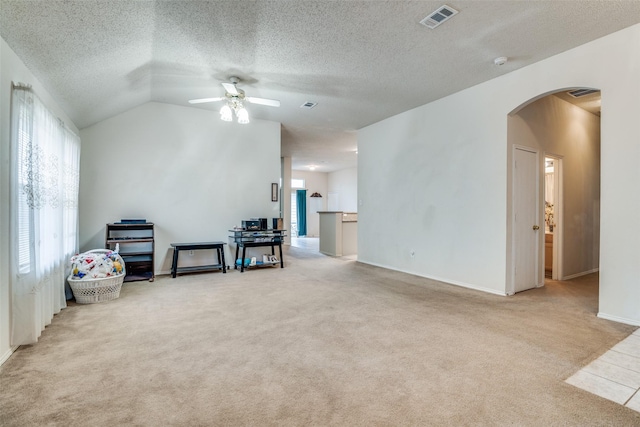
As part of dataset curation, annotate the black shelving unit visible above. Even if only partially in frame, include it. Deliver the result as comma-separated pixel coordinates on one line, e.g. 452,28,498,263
105,222,154,282
228,229,286,272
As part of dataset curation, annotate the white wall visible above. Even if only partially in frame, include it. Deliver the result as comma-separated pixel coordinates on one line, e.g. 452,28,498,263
359,24,640,325
291,170,327,237
0,37,80,364
79,102,281,273
328,167,358,212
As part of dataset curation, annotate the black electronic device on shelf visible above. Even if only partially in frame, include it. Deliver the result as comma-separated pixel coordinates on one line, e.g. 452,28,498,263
252,218,268,230
272,218,283,230
242,220,261,230
118,219,147,224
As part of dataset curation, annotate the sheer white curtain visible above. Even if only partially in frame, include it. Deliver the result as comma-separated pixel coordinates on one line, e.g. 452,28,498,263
10,83,81,345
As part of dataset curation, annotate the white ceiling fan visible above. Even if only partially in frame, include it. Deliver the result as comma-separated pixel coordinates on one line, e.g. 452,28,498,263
188,76,280,123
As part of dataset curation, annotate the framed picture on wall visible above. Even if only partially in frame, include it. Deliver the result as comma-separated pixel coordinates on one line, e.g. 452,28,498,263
271,183,278,202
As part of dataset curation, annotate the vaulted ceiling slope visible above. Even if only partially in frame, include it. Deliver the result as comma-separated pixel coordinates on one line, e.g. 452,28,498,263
2,1,640,171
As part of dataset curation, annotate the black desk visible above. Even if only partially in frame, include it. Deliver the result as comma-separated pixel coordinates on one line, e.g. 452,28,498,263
170,242,226,278
228,230,286,273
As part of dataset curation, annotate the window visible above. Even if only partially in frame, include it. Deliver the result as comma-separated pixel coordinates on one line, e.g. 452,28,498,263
10,83,81,345
15,98,32,274
291,178,305,189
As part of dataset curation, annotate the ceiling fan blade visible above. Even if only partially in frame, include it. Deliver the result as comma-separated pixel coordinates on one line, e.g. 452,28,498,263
188,97,225,104
221,82,239,95
246,97,281,107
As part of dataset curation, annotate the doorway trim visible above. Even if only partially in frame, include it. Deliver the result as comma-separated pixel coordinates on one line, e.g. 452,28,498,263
507,87,602,304
545,154,564,280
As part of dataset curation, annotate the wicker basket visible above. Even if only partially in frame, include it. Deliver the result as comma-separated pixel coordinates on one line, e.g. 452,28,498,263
68,249,126,304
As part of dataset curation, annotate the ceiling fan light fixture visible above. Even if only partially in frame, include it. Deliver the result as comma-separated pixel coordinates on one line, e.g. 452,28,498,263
190,77,276,124
236,106,249,124
220,104,233,122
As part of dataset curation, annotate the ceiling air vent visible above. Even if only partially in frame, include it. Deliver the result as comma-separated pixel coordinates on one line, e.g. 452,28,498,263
567,88,599,98
420,5,459,29
300,101,317,109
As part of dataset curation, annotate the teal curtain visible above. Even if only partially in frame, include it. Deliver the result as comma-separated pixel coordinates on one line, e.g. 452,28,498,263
296,190,307,236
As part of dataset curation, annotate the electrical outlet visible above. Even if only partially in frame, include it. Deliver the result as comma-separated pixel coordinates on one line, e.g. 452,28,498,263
189,250,194,256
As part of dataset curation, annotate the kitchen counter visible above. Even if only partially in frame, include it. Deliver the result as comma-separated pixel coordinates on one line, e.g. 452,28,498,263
318,211,357,256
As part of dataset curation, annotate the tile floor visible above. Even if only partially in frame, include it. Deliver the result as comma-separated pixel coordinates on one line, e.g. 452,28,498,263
290,237,319,251
566,328,640,412
291,237,357,261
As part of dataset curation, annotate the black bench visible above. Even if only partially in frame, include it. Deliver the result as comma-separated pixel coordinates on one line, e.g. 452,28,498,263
170,242,226,278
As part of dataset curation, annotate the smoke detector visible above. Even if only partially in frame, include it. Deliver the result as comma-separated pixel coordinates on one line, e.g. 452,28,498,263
494,57,508,66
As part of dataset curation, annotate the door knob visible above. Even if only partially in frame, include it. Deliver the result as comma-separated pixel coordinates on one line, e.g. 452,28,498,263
533,225,540,230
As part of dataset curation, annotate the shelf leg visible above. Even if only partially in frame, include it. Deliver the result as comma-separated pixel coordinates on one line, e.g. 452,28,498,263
171,248,179,278
219,247,227,273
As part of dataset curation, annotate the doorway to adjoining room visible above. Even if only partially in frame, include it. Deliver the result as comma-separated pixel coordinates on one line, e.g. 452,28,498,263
544,156,562,280
290,178,305,237
507,87,600,296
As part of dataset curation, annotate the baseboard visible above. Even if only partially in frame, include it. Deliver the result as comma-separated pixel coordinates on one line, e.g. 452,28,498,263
597,312,640,327
357,260,507,296
0,346,17,366
562,268,599,281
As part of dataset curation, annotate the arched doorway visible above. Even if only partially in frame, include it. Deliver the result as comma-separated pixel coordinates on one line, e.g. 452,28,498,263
506,88,601,295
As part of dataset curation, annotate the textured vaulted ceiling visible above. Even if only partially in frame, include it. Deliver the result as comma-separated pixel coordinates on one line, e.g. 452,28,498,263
2,1,640,171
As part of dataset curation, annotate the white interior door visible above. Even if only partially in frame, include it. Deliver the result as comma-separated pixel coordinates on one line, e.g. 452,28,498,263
513,146,540,293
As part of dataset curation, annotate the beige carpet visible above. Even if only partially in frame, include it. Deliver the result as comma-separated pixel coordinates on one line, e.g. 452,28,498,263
1,246,639,426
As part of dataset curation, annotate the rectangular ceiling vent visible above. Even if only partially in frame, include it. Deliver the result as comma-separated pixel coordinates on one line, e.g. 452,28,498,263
300,101,317,109
567,88,599,98
420,5,459,29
